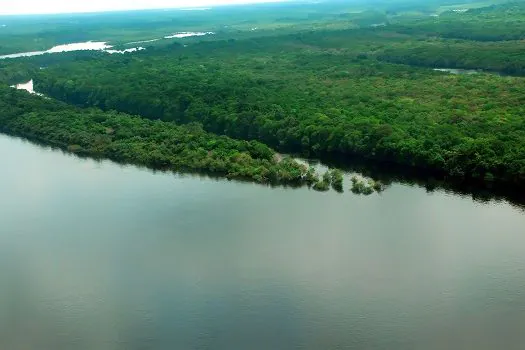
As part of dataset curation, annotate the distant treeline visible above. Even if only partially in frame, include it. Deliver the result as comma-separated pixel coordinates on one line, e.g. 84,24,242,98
390,3,525,41
377,39,525,75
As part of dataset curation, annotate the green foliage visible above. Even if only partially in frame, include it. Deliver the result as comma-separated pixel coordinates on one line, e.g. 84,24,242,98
0,1,366,55
313,179,330,192
322,170,332,185
305,166,320,186
378,39,525,75
350,175,385,195
0,87,317,188
1,0,524,191
390,3,525,41
350,176,375,195
310,169,333,192
28,27,525,188
372,180,386,193
330,169,344,192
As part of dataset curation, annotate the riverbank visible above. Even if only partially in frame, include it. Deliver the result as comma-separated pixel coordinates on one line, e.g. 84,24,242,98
3,85,525,202
1,88,338,190
31,41,525,191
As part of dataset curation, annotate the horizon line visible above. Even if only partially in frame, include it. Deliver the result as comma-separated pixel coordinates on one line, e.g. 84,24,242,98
0,0,297,17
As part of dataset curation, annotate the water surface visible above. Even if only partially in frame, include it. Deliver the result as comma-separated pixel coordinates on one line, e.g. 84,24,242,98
1,134,524,350
164,31,215,39
0,41,144,59
433,68,480,75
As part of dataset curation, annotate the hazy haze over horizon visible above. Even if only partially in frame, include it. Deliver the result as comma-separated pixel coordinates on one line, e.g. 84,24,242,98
0,0,290,15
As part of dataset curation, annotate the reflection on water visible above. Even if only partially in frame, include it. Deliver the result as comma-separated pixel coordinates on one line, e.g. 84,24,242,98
297,152,525,208
1,134,525,350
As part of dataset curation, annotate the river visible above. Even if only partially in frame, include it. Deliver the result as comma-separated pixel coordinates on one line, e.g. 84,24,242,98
0,41,145,60
1,133,525,350
0,32,215,60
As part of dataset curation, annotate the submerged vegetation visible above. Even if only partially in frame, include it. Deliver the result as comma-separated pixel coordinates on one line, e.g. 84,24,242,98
350,176,384,195
313,178,331,192
331,170,344,192
0,0,524,196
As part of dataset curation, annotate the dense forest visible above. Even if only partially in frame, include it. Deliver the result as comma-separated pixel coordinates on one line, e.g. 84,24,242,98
378,39,525,75
390,3,525,41
1,0,524,193
0,87,331,188
32,36,525,187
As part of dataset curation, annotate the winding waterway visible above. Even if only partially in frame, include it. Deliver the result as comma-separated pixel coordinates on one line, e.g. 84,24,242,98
0,31,215,60
0,41,145,59
1,134,525,350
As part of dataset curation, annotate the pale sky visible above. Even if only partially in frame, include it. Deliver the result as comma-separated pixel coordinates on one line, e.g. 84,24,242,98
0,0,288,15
